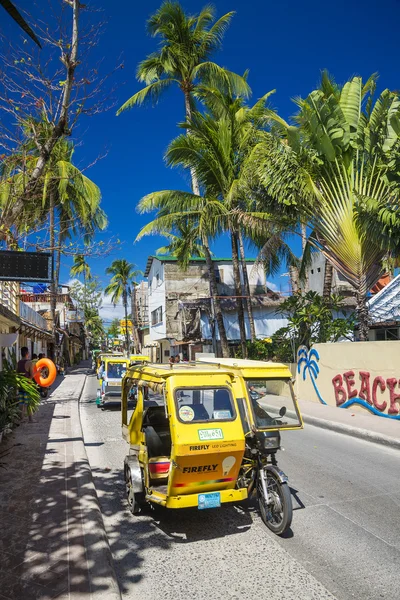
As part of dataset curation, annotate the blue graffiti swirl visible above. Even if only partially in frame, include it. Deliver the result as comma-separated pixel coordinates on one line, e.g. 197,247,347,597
340,397,400,419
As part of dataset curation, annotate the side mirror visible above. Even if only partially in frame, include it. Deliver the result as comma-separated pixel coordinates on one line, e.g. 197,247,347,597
279,406,287,417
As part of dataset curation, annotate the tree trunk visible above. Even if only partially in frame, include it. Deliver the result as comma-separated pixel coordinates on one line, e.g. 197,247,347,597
301,222,309,292
184,89,229,358
323,259,334,298
123,288,130,355
131,285,141,354
238,229,256,342
49,193,57,360
203,239,230,358
289,265,299,294
231,232,247,358
356,277,369,341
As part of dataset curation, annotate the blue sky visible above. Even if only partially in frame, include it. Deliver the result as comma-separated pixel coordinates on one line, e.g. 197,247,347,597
3,0,400,320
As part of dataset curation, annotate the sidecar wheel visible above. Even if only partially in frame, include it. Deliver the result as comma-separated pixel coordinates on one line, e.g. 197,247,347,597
258,471,292,536
125,466,146,515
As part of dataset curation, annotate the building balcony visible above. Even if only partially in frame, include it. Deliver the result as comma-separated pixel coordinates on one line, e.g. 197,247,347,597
20,301,50,332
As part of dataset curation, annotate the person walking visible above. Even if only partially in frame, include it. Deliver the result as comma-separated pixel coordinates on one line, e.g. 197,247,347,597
17,346,35,423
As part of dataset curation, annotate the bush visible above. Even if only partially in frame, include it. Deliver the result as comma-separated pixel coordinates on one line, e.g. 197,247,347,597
0,357,40,432
238,292,355,364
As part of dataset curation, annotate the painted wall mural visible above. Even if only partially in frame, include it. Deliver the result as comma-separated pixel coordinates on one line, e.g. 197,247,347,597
297,344,400,420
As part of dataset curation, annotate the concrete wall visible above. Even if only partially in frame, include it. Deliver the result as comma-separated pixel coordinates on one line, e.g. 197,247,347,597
296,341,400,419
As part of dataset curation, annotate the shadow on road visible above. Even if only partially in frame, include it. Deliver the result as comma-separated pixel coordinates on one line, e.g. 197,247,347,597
90,466,255,593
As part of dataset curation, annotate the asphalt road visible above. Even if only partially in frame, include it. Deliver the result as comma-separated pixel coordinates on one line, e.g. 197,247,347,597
80,373,400,600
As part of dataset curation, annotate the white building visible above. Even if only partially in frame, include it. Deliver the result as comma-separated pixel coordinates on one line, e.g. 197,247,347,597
144,256,287,362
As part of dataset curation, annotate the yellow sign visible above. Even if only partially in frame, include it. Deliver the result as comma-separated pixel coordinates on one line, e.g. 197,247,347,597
120,319,132,330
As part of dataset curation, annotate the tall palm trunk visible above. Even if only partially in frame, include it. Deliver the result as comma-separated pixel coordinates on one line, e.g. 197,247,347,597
184,88,229,358
238,229,255,342
231,232,247,358
203,239,230,358
123,287,130,355
323,259,334,298
289,265,300,294
301,222,309,292
357,277,369,341
49,192,57,360
55,230,61,293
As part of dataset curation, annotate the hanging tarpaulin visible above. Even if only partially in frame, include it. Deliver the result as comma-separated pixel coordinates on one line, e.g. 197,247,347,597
0,333,18,347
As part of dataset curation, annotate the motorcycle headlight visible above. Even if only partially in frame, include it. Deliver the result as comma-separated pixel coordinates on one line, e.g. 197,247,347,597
264,435,280,450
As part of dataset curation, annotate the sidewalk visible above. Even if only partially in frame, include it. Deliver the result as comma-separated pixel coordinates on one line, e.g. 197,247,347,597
298,398,400,450
0,361,121,600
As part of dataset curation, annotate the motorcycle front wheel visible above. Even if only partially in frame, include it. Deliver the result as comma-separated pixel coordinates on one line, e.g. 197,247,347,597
257,470,292,536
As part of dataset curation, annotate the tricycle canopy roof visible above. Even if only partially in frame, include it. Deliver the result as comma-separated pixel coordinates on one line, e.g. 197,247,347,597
196,357,292,379
124,359,292,385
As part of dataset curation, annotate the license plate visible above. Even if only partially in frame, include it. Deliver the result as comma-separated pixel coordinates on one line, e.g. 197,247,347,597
198,428,223,441
198,492,221,510
108,382,120,386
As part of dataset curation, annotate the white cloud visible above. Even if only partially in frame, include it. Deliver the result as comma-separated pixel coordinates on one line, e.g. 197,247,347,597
266,280,279,293
99,293,125,324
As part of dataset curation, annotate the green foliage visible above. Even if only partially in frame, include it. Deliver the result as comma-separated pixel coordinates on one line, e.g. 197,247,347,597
238,292,354,363
0,355,40,430
117,2,249,115
277,291,354,347
70,278,104,340
107,318,120,339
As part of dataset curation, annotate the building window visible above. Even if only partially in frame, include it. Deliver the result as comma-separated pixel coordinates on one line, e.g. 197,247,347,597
156,272,160,286
151,306,163,326
375,328,399,341
311,269,314,275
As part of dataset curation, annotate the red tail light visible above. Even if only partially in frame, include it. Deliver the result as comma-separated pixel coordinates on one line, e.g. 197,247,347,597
149,461,170,475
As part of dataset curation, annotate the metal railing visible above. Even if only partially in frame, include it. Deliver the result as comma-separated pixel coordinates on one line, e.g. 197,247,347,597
19,301,50,331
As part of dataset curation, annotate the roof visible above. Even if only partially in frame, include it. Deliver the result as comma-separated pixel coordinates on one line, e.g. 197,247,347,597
126,359,292,381
144,254,258,277
126,362,236,382
196,357,291,377
368,274,400,323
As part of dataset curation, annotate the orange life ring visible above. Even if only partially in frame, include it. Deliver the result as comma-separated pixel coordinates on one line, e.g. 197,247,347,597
33,358,57,387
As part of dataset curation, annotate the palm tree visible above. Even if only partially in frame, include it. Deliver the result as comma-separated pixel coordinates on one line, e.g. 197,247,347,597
70,254,92,282
0,129,106,349
105,260,143,354
1,0,41,47
251,74,400,340
137,90,284,356
156,222,205,270
118,1,249,357
41,139,106,337
117,2,249,120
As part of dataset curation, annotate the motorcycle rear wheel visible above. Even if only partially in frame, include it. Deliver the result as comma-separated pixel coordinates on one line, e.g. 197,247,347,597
257,470,292,536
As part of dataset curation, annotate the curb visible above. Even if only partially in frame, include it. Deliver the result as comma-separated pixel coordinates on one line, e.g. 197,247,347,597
73,369,122,600
302,413,400,450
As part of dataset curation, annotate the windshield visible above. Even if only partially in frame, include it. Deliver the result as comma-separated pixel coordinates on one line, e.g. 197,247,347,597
246,378,301,429
106,362,127,379
175,387,235,423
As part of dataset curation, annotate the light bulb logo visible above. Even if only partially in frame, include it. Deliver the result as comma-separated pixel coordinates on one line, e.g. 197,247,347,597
222,456,236,476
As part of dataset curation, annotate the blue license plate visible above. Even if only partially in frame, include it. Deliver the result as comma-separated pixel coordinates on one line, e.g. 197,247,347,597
198,492,221,510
